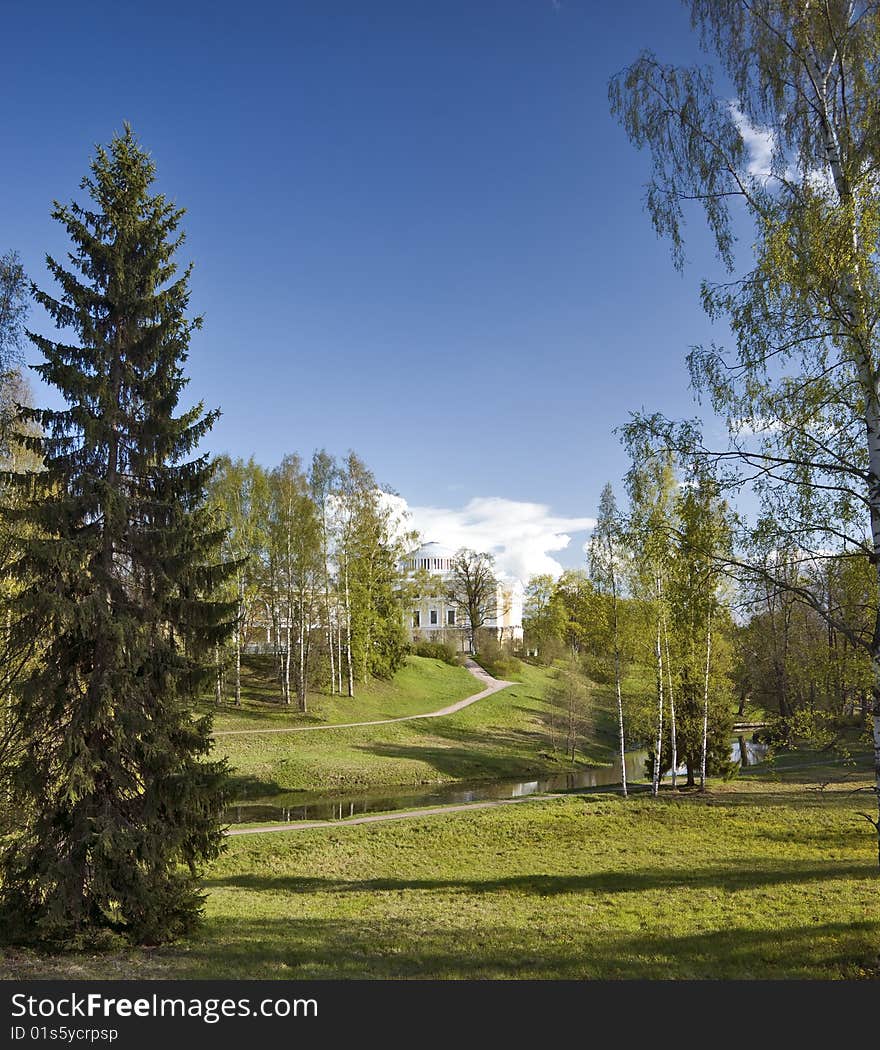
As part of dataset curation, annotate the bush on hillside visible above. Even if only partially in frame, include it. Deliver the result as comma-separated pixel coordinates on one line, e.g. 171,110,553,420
411,640,459,665
474,636,523,680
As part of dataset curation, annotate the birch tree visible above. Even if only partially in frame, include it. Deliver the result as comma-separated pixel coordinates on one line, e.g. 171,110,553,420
210,457,268,705
269,454,321,710
611,0,880,858
309,450,339,694
589,483,631,797
626,449,677,797
668,471,735,789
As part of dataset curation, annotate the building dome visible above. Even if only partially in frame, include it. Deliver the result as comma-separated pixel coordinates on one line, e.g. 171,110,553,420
406,540,458,573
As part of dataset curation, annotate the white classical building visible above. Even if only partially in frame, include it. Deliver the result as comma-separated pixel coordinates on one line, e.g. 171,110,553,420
404,541,524,650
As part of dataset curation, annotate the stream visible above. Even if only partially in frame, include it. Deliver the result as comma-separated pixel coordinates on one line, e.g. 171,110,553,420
224,737,768,826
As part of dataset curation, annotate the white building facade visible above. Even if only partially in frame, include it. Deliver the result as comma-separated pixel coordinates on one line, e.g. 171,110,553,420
404,541,524,651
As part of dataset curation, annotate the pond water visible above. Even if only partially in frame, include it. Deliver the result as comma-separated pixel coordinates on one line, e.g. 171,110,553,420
224,737,768,826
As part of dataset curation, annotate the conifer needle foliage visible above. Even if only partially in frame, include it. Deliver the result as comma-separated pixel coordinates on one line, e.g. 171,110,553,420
0,127,236,946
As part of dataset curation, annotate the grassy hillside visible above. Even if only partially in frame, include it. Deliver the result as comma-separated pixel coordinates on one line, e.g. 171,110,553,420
5,767,877,979
207,654,480,732
216,662,620,796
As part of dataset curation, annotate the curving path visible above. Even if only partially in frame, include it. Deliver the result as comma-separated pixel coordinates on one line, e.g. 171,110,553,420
214,657,512,738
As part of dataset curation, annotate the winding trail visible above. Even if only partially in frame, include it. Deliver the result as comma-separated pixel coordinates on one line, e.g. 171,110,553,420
214,657,512,738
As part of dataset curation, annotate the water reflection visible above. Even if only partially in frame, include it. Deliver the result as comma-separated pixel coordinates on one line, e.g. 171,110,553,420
225,738,768,826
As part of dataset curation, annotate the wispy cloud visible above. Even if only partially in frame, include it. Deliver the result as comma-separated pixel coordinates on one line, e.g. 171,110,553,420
729,102,776,178
734,416,787,436
387,494,595,581
730,102,834,195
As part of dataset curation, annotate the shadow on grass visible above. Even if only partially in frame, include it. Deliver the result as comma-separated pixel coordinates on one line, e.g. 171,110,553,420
357,739,573,781
207,857,874,896
5,904,877,980
176,915,880,979
225,773,288,798
355,711,612,781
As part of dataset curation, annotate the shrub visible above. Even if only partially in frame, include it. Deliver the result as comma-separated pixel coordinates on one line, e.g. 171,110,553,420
474,636,524,680
412,640,459,665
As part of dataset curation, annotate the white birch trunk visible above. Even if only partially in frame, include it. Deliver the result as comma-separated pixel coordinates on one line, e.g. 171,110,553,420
861,382,880,861
700,610,712,792
337,616,343,695
303,621,312,714
320,502,335,695
273,608,283,702
233,576,243,706
283,609,291,705
663,612,676,789
812,55,880,860
652,576,664,798
214,644,222,705
298,592,306,711
234,624,241,707
608,537,627,798
327,592,336,695
286,499,294,706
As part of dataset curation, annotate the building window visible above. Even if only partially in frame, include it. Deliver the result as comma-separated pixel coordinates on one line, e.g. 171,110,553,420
412,610,421,628
430,609,438,625
447,609,456,626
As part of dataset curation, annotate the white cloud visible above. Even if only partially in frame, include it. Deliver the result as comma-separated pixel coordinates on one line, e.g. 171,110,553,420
387,494,595,582
734,416,787,436
730,102,835,195
729,103,776,178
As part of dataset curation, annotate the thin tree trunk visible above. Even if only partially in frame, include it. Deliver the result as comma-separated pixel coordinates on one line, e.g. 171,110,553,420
283,609,291,705
607,536,627,798
652,576,664,798
663,611,677,789
302,609,311,714
234,579,243,706
344,553,354,698
863,392,880,863
320,501,335,695
571,688,579,764
234,624,241,706
337,615,343,694
700,609,712,792
363,553,373,683
273,607,283,702
214,643,222,705
871,684,880,867
327,592,336,695
285,501,293,706
298,592,306,711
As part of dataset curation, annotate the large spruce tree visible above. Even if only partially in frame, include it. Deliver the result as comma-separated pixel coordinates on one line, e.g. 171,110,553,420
0,127,235,946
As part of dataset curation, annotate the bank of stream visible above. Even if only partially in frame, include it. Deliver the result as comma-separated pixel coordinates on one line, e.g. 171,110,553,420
224,737,768,825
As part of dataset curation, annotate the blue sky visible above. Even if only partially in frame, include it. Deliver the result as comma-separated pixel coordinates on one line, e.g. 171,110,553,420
2,1,747,576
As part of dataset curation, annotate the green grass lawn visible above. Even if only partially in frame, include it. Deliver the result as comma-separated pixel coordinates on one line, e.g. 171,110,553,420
4,770,878,980
208,654,481,732
217,661,620,797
